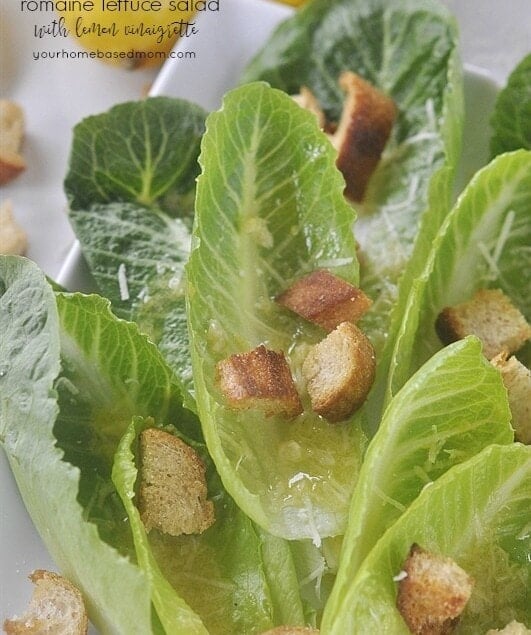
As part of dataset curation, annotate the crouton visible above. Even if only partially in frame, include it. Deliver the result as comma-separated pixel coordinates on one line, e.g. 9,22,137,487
331,71,397,201
276,269,372,332
0,200,28,255
0,100,26,184
396,544,474,635
216,344,303,418
292,86,327,130
435,289,531,360
486,621,531,634
302,321,375,422
138,428,215,536
260,627,320,635
490,351,531,444
3,570,88,635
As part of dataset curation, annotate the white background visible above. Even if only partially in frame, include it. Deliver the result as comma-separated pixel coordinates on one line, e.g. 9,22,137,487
1,0,530,626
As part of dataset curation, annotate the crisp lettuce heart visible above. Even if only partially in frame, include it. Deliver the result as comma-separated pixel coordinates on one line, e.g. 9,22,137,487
187,82,366,542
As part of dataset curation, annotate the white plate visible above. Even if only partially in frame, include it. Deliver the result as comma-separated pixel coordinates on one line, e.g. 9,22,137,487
0,0,516,628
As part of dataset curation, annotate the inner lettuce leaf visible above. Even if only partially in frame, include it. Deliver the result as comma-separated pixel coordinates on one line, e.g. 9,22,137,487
243,0,464,354
2,256,306,634
113,416,309,634
322,337,513,627
112,416,208,635
187,82,366,542
323,444,531,633
372,149,531,416
490,53,531,157
65,98,207,409
0,256,154,634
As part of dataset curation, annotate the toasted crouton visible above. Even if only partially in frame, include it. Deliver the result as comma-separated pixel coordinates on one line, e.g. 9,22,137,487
3,570,88,635
330,71,397,201
0,100,26,184
396,544,474,635
302,321,375,422
0,200,28,255
486,621,531,634
490,351,531,444
276,269,372,332
292,86,327,130
260,627,320,635
435,289,531,360
216,345,303,418
139,428,215,536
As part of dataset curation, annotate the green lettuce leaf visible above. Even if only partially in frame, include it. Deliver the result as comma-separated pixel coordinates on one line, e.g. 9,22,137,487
244,0,463,353
67,201,196,410
112,416,208,634
64,98,207,408
64,97,205,213
374,149,531,415
187,81,366,542
324,443,531,633
0,256,155,634
113,416,309,634
490,53,531,157
322,337,513,627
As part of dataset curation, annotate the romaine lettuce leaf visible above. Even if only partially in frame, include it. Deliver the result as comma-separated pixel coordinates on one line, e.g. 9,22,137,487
375,149,531,415
0,256,154,634
244,0,463,353
112,416,208,634
64,97,205,214
324,444,531,633
64,98,207,408
187,81,366,542
490,53,531,157
67,201,196,411
114,415,310,634
322,337,513,627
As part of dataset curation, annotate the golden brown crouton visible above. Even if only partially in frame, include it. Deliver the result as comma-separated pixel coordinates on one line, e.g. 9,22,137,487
138,428,215,536
302,321,375,422
217,345,303,418
331,71,397,201
292,86,327,130
396,544,474,635
0,100,26,185
486,621,531,634
0,200,28,255
435,289,531,360
3,570,88,635
490,351,531,444
276,269,372,332
260,627,320,635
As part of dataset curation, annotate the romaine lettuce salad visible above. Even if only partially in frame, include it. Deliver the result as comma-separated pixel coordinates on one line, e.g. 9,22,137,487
1,1,530,633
